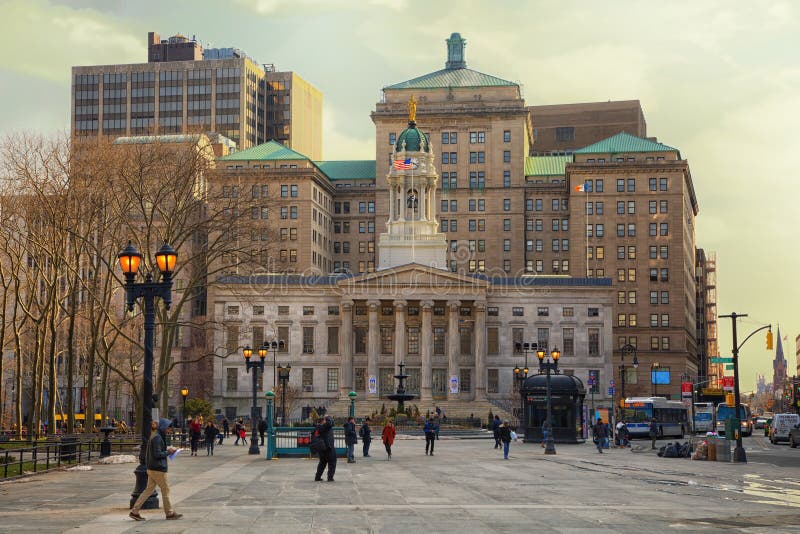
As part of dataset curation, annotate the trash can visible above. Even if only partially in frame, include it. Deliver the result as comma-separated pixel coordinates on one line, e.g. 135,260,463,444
60,437,78,463
707,438,717,461
715,437,730,462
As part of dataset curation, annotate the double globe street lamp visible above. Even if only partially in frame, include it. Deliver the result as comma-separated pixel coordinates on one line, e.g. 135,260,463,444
277,364,292,424
118,241,177,509
619,343,639,416
537,346,561,456
243,345,266,455
514,342,538,431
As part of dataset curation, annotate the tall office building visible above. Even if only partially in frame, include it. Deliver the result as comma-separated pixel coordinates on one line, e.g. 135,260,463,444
71,31,322,157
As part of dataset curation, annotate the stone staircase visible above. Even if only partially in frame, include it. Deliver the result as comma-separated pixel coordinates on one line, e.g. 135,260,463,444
322,397,514,426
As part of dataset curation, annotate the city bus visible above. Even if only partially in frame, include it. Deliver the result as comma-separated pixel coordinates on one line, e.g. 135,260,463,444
622,397,690,438
715,403,752,437
693,402,715,433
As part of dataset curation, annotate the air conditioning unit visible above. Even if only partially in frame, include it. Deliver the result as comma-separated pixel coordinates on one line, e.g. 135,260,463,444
303,385,314,392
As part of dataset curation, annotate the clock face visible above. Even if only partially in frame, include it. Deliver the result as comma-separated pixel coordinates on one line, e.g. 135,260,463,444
411,159,420,169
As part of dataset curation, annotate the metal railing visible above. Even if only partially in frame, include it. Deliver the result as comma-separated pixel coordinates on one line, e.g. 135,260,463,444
1,436,140,480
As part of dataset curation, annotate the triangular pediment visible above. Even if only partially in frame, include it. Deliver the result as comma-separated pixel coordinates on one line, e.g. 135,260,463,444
337,263,488,297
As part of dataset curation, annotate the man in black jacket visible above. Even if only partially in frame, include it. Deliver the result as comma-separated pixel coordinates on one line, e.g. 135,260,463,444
359,417,372,457
344,417,358,463
258,418,267,446
314,416,337,482
130,418,183,521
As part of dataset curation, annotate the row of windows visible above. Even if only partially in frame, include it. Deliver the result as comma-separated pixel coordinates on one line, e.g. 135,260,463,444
216,83,240,94
526,239,570,252
103,73,127,84
526,198,569,211
525,259,571,273
131,87,155,98
159,86,183,97
159,101,183,112
102,119,126,130
74,74,99,85
526,219,570,232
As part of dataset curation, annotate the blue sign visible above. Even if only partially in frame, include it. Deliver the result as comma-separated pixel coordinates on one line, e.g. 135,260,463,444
608,387,616,395
587,377,596,386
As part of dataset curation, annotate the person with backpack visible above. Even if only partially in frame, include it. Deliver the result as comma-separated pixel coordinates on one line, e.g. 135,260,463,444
313,416,336,481
593,418,609,453
359,417,372,457
344,416,358,463
424,417,438,455
188,417,202,456
382,419,396,460
129,418,182,521
498,420,512,459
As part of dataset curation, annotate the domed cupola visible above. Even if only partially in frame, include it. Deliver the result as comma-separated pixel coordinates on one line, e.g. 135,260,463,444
395,120,429,153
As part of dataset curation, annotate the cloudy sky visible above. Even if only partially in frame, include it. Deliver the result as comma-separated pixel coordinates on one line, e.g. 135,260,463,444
1,0,797,391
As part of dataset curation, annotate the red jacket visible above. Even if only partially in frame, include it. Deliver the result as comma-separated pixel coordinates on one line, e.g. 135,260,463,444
381,424,396,445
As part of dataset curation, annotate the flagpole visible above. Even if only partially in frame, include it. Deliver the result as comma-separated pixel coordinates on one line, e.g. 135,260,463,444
585,185,589,277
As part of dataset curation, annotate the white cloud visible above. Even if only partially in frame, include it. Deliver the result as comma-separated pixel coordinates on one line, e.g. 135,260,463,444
322,106,374,160
231,0,405,15
0,0,141,83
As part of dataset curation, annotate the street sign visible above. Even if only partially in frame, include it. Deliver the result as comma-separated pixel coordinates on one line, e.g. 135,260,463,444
609,378,616,387
721,376,735,391
681,382,692,397
702,388,723,396
587,377,596,386
608,387,616,395
725,364,735,371
710,357,733,363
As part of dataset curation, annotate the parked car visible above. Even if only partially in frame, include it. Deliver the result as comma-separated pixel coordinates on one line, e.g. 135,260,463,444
789,424,800,448
769,413,800,444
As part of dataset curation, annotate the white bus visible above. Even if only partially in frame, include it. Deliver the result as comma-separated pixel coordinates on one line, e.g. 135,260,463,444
693,402,715,433
623,397,690,438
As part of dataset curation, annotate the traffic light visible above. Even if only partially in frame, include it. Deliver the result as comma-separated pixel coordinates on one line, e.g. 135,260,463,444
766,330,773,350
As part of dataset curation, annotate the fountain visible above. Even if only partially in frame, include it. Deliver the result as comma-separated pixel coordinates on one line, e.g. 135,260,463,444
387,362,416,413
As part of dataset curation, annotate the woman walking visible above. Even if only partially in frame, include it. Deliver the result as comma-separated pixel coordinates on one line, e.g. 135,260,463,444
189,417,202,456
499,420,512,459
381,419,396,460
204,420,217,456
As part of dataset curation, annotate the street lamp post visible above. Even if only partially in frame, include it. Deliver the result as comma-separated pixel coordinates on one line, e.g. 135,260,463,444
266,339,286,393
619,344,639,411
537,347,561,455
243,345,266,455
118,241,177,510
514,342,535,433
277,364,291,425
348,391,357,418
180,386,188,446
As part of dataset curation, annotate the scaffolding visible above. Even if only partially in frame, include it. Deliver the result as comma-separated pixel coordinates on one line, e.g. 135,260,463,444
704,252,720,387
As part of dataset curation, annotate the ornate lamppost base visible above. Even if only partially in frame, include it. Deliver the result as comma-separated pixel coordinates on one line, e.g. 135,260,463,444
130,463,159,509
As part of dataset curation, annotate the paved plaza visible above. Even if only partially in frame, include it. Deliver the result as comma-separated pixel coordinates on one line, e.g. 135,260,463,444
1,436,799,533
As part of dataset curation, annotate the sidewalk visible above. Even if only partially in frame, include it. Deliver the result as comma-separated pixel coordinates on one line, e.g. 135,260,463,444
1,437,799,533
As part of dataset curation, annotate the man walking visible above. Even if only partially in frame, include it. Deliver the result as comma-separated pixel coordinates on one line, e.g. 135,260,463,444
314,416,337,482
203,420,217,456
541,419,553,448
233,419,241,445
359,417,372,457
344,416,358,463
258,418,267,446
491,415,501,449
649,417,659,450
499,420,512,459
129,418,182,521
424,417,437,455
222,418,229,437
593,418,608,453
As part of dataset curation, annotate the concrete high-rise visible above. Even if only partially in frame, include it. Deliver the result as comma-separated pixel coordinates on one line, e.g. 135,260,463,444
71,31,322,157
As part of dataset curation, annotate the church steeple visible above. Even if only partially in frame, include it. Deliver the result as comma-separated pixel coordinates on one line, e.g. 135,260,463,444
445,33,466,70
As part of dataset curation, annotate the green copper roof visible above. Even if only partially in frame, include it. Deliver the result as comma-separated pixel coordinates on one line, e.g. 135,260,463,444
395,122,430,152
219,140,308,161
575,132,678,154
525,155,573,176
314,160,376,181
385,68,517,90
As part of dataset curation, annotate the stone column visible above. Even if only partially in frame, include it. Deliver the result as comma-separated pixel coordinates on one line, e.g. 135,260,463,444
420,299,434,402
367,299,380,399
393,299,407,368
430,183,437,222
418,183,426,221
340,300,354,399
447,299,461,400
473,300,487,400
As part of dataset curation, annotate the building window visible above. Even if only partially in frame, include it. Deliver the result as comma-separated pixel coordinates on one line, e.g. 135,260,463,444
651,337,659,350
618,313,627,327
512,307,524,317
302,368,314,390
226,368,238,392
661,337,670,350
661,291,669,304
503,150,511,163
555,127,575,141
563,328,574,356
537,307,549,317
659,177,668,191
488,327,499,355
649,177,657,191
503,130,511,143
303,327,315,354
460,368,472,393
226,325,240,353
488,369,499,393
660,223,668,236
588,328,600,356
327,368,339,392
303,306,314,316
389,132,396,145
408,327,420,354
537,328,550,351
433,327,446,355
503,170,511,188
661,314,670,327
381,327,393,354
327,326,339,354
460,327,472,355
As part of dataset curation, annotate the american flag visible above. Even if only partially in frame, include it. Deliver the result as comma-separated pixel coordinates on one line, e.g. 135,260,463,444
393,158,412,170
